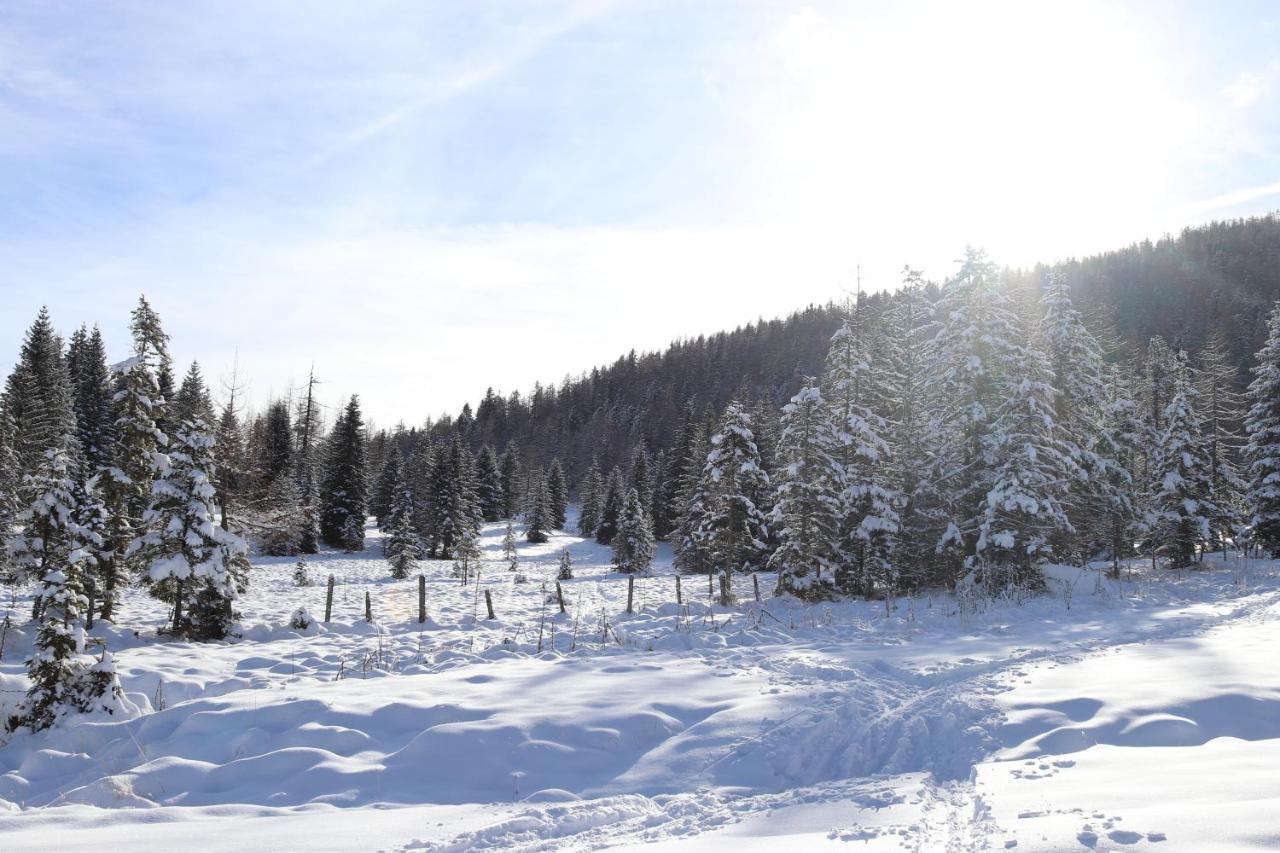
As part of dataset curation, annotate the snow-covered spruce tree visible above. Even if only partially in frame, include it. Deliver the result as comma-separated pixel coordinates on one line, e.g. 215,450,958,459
1091,368,1145,576
652,449,669,533
213,383,247,531
252,399,294,501
8,518,128,734
672,426,715,574
95,304,170,621
1039,273,1111,562
499,441,522,519
629,442,655,518
0,407,21,580
877,270,949,589
451,532,482,584
1143,336,1178,440
595,466,626,545
173,361,215,427
525,471,552,544
405,439,437,554
612,487,654,574
821,317,898,597
137,418,247,639
973,342,1077,588
1150,351,1219,568
557,547,573,580
577,457,604,537
1196,330,1246,555
454,439,483,554
66,324,115,475
475,445,506,522
7,449,79,602
427,437,457,557
371,443,402,529
319,395,368,551
768,381,841,599
3,307,79,479
700,402,772,575
923,248,1030,586
384,465,419,580
129,296,175,443
293,558,310,587
502,521,518,570
70,471,112,606
429,436,482,559
65,326,120,600
546,458,568,531
291,369,323,554
654,405,700,541
1246,302,1280,556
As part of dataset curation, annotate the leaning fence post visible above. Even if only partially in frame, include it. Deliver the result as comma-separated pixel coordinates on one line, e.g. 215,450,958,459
675,574,682,605
418,574,426,624
556,580,566,614
324,574,335,622
626,575,635,614
484,589,496,620
753,573,761,602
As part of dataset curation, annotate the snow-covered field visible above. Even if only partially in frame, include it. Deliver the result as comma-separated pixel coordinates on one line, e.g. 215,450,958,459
3,514,1280,851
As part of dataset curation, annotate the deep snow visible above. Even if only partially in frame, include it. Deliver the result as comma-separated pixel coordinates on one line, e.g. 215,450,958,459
2,515,1279,851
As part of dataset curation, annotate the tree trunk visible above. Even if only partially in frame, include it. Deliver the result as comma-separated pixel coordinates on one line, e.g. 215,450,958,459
171,578,185,635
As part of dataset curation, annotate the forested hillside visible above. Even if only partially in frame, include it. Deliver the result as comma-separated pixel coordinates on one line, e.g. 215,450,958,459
1014,213,1280,375
422,213,1280,484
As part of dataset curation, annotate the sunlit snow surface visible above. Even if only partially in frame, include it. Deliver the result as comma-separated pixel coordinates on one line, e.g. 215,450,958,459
2,511,1279,851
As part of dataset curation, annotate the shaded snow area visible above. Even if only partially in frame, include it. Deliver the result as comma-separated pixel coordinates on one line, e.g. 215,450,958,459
3,517,1280,851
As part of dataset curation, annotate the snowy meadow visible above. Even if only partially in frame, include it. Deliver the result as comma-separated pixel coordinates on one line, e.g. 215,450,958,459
4,513,1279,851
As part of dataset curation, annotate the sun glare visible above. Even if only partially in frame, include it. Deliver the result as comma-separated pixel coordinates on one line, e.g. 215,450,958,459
768,2,1192,274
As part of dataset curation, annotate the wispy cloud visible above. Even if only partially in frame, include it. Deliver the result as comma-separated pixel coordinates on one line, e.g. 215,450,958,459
1176,179,1280,219
299,1,611,172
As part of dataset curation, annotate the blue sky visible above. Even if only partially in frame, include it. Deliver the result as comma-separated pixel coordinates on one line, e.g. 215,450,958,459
2,0,1278,426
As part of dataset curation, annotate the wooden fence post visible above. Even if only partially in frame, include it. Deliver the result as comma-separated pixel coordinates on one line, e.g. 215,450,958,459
364,590,372,622
719,571,731,607
626,575,635,614
675,574,682,605
324,575,335,622
418,574,426,624
556,581,566,614
484,589,496,620
753,573,761,602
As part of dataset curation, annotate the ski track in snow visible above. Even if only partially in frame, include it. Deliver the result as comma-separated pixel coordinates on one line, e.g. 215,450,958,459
3,514,1280,851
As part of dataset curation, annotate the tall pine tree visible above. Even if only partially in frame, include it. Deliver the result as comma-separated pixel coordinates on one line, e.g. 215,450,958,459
612,487,654,574
319,396,368,551
546,458,568,530
699,402,771,574
136,419,247,639
595,466,626,545
1150,351,1219,568
769,381,841,598
1246,302,1280,555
